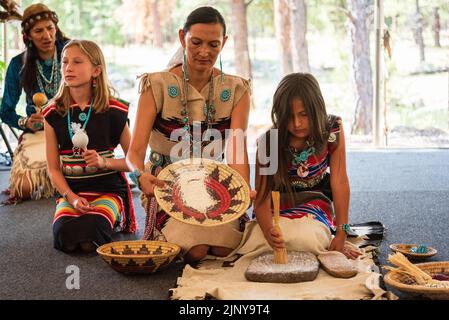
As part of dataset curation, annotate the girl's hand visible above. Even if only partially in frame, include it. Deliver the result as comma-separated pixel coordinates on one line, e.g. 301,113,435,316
329,232,362,260
83,150,107,169
139,172,165,196
264,226,285,250
71,196,93,214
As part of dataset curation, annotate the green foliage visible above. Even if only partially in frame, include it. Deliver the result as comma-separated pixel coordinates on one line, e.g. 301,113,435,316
247,0,274,37
384,0,449,33
0,60,6,83
21,0,125,45
13,0,449,137
308,0,347,34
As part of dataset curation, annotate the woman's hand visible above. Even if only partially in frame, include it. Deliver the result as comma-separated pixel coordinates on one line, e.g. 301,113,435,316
263,226,285,250
139,172,165,196
249,190,257,207
250,190,257,201
26,112,44,132
83,150,107,169
329,231,362,260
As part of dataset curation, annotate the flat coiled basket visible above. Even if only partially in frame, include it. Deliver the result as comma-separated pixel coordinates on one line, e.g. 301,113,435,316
97,240,181,274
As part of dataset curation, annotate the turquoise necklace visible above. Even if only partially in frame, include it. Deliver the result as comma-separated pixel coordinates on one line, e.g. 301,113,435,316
288,141,315,178
67,100,93,140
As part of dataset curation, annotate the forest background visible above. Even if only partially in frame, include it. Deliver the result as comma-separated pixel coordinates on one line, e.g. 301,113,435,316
1,0,448,150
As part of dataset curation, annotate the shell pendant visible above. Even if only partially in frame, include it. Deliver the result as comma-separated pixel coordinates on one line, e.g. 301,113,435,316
297,164,309,178
71,128,89,157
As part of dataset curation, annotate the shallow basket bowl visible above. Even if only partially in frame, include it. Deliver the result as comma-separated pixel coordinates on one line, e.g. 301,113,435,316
384,261,449,300
389,243,437,259
97,240,181,274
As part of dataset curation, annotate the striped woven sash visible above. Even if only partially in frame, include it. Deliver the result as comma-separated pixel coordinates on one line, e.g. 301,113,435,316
61,150,117,179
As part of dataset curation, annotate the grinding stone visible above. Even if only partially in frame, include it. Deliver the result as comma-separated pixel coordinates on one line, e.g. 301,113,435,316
317,251,358,278
245,251,319,283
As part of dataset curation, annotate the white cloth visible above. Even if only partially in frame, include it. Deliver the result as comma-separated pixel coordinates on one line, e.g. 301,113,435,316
170,217,393,300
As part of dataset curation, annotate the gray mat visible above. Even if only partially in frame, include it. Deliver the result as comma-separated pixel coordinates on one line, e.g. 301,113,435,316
1,149,448,299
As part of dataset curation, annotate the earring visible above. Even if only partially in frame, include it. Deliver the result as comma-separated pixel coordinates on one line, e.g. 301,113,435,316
28,41,33,48
92,78,97,88
219,55,224,84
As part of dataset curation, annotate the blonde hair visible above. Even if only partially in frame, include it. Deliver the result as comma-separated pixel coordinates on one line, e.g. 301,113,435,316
53,39,115,115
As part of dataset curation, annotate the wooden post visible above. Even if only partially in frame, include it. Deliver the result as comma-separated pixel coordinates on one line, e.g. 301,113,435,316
3,22,7,62
373,0,384,147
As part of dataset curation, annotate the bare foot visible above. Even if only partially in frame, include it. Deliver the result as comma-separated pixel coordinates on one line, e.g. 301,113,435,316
80,241,97,253
184,244,209,265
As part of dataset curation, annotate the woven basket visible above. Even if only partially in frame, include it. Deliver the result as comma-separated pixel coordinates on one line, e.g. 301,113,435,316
154,158,251,227
384,261,449,300
389,243,437,259
97,240,180,274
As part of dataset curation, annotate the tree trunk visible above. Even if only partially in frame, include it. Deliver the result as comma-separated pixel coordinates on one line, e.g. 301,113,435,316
274,0,293,76
13,25,20,49
348,0,373,135
230,0,252,79
133,0,149,45
433,7,441,48
289,0,310,72
151,0,164,48
413,0,425,63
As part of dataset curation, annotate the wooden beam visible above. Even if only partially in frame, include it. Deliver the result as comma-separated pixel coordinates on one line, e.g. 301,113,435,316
373,0,384,146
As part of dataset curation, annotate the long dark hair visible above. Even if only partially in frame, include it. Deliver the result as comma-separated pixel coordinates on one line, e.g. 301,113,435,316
183,6,226,36
257,73,331,203
21,26,69,96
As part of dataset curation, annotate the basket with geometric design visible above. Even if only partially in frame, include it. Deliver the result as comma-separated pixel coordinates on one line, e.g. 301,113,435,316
154,158,251,227
97,240,181,274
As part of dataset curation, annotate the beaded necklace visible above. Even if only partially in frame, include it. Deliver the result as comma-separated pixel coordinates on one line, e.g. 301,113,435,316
180,64,216,156
288,140,315,178
36,49,61,97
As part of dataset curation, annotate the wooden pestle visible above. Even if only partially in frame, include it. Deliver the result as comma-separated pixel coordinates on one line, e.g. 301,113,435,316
272,191,288,264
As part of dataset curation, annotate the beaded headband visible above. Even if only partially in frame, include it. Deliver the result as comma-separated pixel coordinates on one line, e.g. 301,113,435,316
21,11,59,33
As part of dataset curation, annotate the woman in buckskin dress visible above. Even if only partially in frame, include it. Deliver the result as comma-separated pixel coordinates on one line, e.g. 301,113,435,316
127,7,252,264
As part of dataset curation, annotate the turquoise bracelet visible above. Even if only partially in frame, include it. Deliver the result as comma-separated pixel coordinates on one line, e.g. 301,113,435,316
338,223,351,234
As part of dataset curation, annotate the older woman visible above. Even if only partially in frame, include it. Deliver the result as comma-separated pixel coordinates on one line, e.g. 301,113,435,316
127,7,252,264
0,3,69,203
